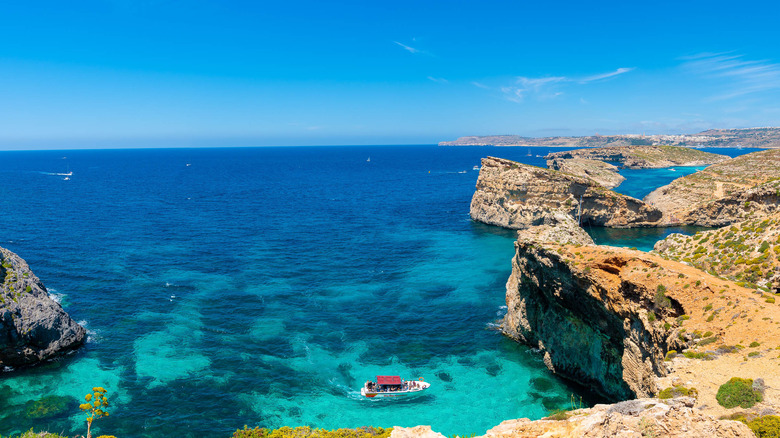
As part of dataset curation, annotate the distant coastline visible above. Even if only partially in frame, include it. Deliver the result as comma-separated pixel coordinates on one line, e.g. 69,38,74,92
439,127,780,148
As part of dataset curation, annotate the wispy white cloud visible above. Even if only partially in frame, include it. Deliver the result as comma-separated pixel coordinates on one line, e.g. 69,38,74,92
471,81,490,89
500,76,566,103
682,53,780,100
394,41,421,54
427,76,449,84
578,67,634,83
497,67,633,103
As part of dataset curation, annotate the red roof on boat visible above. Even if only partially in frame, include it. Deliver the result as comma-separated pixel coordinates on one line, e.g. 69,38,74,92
376,375,402,385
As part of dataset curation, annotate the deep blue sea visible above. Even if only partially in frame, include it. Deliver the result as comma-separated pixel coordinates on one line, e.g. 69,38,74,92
0,146,751,437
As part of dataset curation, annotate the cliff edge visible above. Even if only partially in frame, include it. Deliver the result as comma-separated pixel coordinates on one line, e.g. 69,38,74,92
0,247,86,367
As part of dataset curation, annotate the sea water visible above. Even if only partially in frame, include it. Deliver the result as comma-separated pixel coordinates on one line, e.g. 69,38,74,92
0,146,751,437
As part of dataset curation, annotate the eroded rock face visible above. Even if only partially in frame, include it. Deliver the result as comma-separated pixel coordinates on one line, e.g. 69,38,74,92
470,157,662,230
501,241,695,400
0,247,85,367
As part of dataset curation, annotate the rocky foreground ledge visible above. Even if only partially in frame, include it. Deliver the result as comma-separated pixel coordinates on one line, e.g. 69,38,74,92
0,246,85,367
391,398,751,438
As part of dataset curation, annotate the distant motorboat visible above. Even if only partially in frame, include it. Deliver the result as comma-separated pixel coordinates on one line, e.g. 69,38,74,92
367,157,371,162
473,165,480,170
361,375,430,398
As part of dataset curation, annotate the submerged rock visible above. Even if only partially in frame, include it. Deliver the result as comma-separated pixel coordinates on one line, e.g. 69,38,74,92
0,247,85,367
470,157,661,230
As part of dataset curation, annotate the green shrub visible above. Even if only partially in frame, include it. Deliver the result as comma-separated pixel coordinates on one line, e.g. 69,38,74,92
746,415,780,438
748,352,760,357
716,377,763,409
698,336,718,347
234,426,269,438
665,350,677,361
750,342,761,348
703,331,713,338
238,427,395,438
683,351,714,359
544,409,570,421
654,285,671,308
647,311,656,322
657,385,698,399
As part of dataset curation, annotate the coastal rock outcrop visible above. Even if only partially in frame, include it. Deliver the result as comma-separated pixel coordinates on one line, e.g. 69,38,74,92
501,239,680,399
546,145,729,169
502,220,780,407
645,148,780,226
0,247,86,367
546,158,625,189
470,156,662,229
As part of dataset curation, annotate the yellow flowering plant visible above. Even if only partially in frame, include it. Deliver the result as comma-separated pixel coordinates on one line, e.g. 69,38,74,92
78,387,110,438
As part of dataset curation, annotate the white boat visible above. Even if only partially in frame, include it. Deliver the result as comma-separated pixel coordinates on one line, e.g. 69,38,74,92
360,375,430,398
472,165,479,170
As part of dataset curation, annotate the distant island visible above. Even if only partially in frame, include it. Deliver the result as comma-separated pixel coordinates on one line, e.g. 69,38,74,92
439,127,780,148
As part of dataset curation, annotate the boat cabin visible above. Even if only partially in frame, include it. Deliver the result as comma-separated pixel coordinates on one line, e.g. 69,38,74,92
366,375,403,392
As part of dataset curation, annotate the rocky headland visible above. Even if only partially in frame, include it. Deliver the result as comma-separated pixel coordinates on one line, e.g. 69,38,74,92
645,149,780,226
546,145,729,170
470,156,662,229
445,152,780,436
0,246,85,368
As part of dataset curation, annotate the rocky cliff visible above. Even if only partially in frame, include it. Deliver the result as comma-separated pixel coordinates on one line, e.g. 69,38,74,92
470,156,662,229
0,247,85,367
546,145,729,169
502,218,780,413
645,149,780,226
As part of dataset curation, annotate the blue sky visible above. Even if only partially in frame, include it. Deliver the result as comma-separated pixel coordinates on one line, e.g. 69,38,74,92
2,0,780,148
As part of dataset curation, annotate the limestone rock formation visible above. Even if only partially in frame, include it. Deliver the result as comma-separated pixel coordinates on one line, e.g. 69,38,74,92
478,398,752,438
546,145,729,169
645,148,780,226
470,156,662,229
390,398,752,438
501,240,681,399
502,220,780,404
546,158,626,189
0,247,86,367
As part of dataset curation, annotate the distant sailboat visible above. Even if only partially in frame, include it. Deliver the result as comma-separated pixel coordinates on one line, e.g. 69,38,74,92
367,157,371,162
